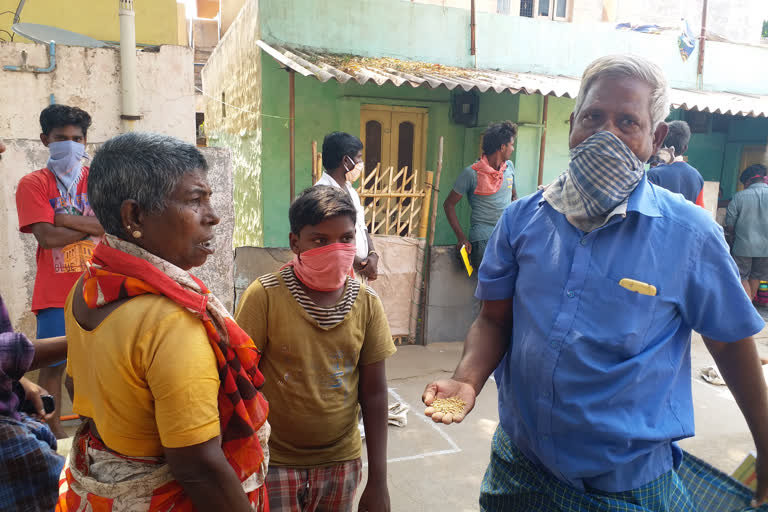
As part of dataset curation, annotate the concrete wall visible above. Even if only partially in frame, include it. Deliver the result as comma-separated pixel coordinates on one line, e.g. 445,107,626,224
0,141,235,338
202,0,263,247
426,247,476,343
0,42,195,143
221,0,248,35
258,0,768,95
1,0,183,46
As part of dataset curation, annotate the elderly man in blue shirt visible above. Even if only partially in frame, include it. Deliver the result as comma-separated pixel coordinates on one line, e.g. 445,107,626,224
423,54,768,511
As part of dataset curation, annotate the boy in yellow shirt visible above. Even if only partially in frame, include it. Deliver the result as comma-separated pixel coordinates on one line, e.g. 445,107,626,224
235,186,395,512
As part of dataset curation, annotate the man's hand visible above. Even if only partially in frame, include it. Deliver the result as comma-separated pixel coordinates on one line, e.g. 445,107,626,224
358,479,390,512
20,377,54,422
358,253,379,281
457,238,472,254
422,379,477,425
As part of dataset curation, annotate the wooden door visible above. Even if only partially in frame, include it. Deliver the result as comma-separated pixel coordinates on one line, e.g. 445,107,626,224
360,105,428,187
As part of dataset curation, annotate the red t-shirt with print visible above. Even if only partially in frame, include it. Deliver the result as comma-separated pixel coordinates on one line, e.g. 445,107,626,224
16,167,100,312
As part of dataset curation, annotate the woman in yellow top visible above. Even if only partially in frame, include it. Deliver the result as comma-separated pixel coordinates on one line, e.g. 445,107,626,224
57,133,270,512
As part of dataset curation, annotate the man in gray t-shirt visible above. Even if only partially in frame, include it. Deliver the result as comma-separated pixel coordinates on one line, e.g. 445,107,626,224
444,121,518,269
726,164,768,301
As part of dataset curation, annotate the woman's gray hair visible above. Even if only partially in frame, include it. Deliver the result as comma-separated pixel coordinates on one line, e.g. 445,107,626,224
88,132,208,236
573,54,671,130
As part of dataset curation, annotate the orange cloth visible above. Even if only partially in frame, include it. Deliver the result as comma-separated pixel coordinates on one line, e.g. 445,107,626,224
471,156,507,196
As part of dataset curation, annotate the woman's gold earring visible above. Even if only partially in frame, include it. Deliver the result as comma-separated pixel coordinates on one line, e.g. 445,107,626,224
132,230,142,239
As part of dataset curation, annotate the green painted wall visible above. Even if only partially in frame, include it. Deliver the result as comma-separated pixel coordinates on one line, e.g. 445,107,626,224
259,55,541,247
208,132,264,246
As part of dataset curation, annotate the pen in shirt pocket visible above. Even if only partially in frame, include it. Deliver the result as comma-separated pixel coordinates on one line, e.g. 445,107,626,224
619,278,657,296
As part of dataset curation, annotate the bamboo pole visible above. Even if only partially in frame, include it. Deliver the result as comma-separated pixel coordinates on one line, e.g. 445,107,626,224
386,166,395,234
428,138,444,246
289,70,296,201
420,137,444,344
418,171,434,238
311,140,317,184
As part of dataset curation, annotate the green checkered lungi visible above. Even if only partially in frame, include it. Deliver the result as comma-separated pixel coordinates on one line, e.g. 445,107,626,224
480,425,696,512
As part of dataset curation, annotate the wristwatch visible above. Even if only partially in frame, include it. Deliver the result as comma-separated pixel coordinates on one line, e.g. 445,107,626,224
367,250,379,258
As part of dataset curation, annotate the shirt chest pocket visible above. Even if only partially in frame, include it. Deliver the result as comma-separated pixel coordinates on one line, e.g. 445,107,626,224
582,275,658,358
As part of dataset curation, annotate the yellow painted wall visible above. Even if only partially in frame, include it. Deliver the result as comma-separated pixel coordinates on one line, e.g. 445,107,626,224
0,0,184,46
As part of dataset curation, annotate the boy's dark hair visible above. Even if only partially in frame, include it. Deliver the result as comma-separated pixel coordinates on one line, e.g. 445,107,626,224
40,104,92,136
740,164,768,185
663,120,691,156
322,132,363,171
482,121,518,156
290,186,357,234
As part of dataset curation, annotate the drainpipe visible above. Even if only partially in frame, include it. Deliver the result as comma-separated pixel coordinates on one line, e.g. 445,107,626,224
470,0,477,67
3,41,56,73
119,0,141,132
289,70,296,202
696,0,708,90
537,95,549,187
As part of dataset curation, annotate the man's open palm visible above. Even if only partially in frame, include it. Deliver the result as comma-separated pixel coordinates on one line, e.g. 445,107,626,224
422,379,477,424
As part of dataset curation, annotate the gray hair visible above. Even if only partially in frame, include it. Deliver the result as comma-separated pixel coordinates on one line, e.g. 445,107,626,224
573,54,671,130
88,132,208,236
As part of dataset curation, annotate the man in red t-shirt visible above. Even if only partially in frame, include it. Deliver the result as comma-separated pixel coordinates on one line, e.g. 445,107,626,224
15,104,104,438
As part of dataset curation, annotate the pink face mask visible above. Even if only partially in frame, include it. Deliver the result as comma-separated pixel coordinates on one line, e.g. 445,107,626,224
287,243,357,291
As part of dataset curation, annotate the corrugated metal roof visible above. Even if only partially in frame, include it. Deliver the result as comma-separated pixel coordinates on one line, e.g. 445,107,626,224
257,40,768,118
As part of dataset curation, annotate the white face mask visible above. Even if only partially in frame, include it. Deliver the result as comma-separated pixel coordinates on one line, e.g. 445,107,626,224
345,160,364,183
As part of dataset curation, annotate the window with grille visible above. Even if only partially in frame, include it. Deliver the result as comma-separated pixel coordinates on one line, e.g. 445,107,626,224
520,0,534,17
497,0,510,15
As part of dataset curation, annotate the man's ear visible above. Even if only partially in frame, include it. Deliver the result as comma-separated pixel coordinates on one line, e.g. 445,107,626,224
40,133,50,147
289,232,300,255
651,122,669,155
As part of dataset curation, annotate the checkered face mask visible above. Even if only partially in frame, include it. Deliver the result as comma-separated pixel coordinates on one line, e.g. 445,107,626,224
568,131,645,218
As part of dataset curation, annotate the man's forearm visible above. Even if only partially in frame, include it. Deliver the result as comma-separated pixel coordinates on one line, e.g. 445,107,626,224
705,336,768,451
30,336,67,371
55,214,104,237
454,307,511,394
444,204,467,242
33,223,89,249
360,361,388,481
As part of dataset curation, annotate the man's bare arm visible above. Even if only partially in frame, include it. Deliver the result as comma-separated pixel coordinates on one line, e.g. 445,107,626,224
423,299,512,424
55,214,104,237
704,336,768,504
30,222,89,249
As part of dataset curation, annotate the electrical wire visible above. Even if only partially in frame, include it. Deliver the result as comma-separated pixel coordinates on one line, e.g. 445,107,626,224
194,86,292,120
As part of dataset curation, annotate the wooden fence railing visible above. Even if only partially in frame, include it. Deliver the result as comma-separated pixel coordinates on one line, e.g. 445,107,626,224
311,144,434,239
358,165,433,238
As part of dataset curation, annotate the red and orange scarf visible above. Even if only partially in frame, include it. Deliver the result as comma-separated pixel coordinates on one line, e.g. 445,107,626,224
471,155,507,196
81,236,268,489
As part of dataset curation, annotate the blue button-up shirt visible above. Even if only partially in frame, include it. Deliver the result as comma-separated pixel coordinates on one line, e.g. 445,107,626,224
477,176,764,493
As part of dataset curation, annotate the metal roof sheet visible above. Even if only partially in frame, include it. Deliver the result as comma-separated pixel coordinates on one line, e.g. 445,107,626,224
257,40,768,118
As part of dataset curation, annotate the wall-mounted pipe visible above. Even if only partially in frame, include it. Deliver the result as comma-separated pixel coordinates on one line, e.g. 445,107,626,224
119,0,141,131
696,0,708,90
537,95,550,187
470,0,476,56
4,41,56,73
289,70,296,202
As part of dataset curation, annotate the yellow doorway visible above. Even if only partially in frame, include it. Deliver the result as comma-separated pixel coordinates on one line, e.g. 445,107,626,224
360,105,428,187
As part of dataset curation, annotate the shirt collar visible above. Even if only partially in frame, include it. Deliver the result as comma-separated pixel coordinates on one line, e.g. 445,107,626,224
748,182,768,189
627,175,662,218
